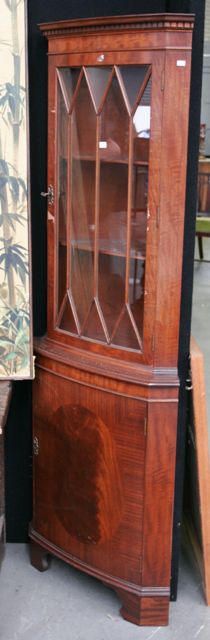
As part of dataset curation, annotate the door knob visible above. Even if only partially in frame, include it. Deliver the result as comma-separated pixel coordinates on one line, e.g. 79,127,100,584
40,185,54,205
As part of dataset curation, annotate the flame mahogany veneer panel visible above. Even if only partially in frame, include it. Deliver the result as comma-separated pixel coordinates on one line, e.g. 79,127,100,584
30,354,178,625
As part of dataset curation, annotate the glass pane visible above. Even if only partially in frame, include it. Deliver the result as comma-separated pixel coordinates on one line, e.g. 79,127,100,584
60,295,78,333
131,167,148,258
72,73,96,157
140,75,152,106
57,68,80,111
69,73,96,329
98,73,129,338
128,77,151,343
128,260,145,339
57,81,68,311
99,73,129,161
71,159,95,251
119,65,150,110
98,254,126,338
70,249,94,329
133,76,151,163
85,67,112,112
99,164,128,256
83,300,107,342
111,306,141,351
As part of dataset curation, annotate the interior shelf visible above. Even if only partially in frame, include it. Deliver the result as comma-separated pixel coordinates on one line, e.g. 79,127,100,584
70,239,146,260
59,239,146,260
72,155,149,167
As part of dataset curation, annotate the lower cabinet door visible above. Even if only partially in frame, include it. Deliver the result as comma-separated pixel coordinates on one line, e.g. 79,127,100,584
32,366,147,585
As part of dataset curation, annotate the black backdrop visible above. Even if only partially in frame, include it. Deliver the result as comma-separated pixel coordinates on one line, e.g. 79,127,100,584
4,0,205,600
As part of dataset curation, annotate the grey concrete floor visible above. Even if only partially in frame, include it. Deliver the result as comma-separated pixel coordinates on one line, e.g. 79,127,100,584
0,240,210,639
0,543,210,640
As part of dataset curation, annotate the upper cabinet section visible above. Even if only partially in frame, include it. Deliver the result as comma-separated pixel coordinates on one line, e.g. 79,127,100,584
41,15,194,368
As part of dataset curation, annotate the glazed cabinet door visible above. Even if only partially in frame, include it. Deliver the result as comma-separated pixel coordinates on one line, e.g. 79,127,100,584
33,367,147,585
47,53,164,363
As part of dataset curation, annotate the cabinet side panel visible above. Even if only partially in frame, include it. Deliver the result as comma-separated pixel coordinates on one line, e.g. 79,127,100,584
142,401,178,587
143,51,164,363
155,49,192,366
32,365,146,584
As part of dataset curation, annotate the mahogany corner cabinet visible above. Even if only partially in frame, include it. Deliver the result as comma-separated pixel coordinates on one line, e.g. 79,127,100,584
30,14,194,626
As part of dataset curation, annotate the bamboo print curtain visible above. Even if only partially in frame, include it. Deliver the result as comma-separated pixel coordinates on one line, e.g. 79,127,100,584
0,0,33,378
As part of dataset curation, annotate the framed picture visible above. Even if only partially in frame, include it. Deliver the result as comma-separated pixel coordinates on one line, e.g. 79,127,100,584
184,336,210,605
0,0,33,379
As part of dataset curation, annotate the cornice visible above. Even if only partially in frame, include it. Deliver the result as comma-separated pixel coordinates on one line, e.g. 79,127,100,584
39,13,195,39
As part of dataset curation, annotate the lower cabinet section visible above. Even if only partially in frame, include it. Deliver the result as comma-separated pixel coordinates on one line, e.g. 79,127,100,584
30,355,178,626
